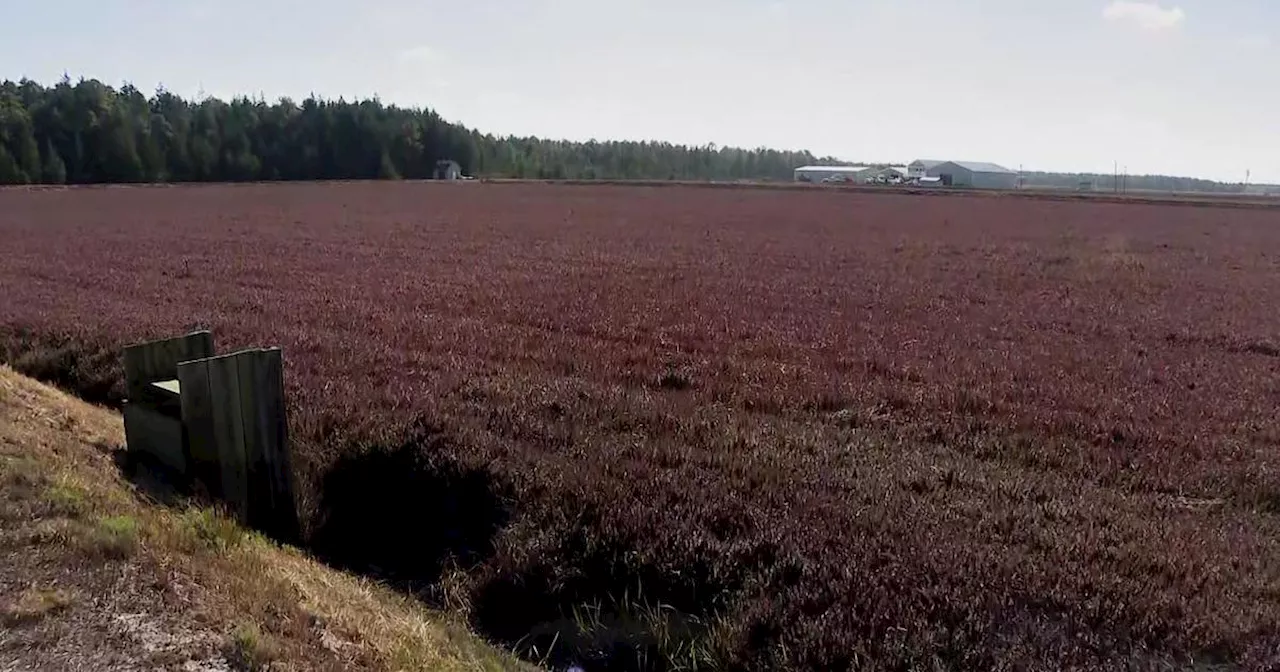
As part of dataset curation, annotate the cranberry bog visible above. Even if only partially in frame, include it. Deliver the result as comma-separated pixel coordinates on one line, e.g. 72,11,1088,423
3,182,1280,670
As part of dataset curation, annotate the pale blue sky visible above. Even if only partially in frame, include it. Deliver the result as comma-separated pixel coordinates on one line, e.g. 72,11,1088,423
4,0,1277,182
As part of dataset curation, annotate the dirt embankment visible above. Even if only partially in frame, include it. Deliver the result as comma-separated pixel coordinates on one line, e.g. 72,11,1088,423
0,365,531,671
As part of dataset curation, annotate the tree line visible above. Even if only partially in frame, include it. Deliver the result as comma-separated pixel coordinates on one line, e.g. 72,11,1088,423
0,77,829,185
1,77,1257,191
1019,170,1248,194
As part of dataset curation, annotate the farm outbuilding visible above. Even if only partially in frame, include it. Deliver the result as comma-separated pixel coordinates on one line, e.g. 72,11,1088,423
908,160,946,178
434,160,461,180
794,165,870,183
926,161,1018,189
868,166,907,182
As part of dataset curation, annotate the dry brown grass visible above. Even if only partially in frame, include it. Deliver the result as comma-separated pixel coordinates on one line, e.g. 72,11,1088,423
1,587,75,626
0,364,530,671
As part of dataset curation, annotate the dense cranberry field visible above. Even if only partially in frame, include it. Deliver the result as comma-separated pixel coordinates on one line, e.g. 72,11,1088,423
3,182,1280,670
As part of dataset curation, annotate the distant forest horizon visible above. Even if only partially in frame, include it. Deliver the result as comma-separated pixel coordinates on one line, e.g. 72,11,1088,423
0,76,1268,192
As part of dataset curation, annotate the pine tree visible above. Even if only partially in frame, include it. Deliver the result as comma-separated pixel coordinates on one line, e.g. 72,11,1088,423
0,145,25,183
15,128,40,180
377,150,400,179
41,140,66,184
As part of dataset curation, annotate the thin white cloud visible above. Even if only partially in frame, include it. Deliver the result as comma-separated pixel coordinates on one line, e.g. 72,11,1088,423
393,45,453,92
185,3,214,20
1235,35,1273,52
397,45,443,65
1102,1,1186,32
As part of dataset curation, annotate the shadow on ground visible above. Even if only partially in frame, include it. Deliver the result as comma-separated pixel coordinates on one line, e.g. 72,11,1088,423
304,429,726,671
308,431,511,587
110,444,192,507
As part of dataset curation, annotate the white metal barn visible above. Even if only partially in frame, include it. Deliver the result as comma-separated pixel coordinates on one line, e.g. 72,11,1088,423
794,165,870,183
907,159,945,178
926,161,1018,189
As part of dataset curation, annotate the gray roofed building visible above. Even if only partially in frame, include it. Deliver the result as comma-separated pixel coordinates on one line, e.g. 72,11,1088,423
946,161,1016,174
907,159,946,177
793,165,873,183
926,161,1019,189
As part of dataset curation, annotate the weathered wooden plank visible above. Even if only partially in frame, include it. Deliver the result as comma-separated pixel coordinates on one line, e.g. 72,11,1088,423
122,402,185,474
121,331,214,403
228,349,296,540
207,352,249,523
236,351,270,532
122,346,147,403
259,350,296,526
177,358,220,497
249,348,298,541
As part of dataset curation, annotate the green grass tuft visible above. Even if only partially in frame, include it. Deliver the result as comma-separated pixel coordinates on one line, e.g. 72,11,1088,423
179,508,246,554
225,622,280,671
44,481,89,518
84,515,139,559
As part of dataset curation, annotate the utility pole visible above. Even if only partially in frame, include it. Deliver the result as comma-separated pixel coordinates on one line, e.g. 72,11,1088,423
1122,166,1128,194
1114,160,1119,193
